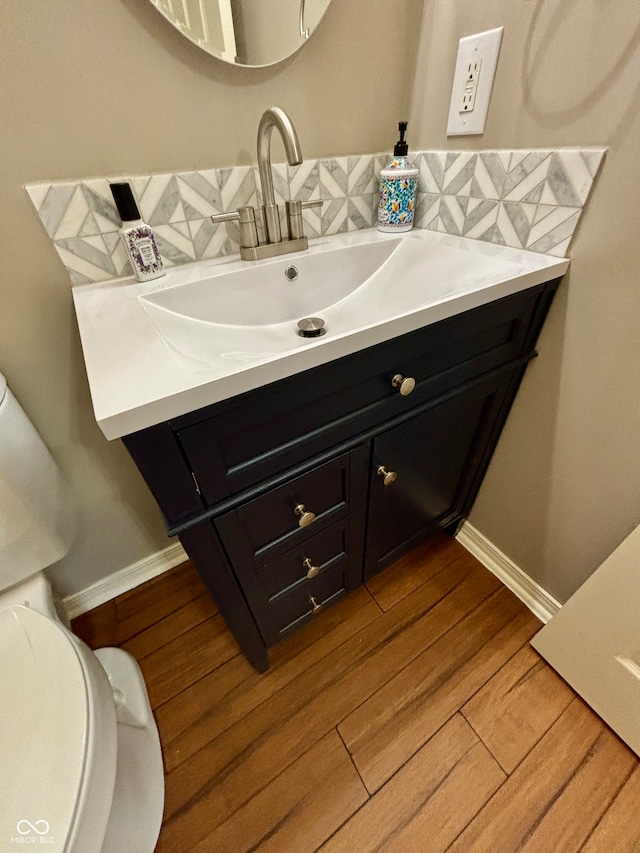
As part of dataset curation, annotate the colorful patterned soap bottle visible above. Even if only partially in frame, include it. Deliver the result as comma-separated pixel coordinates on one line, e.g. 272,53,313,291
377,121,418,233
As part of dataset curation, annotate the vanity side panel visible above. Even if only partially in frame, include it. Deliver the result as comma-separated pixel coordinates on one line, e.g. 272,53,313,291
178,520,269,672
454,279,562,523
455,362,531,521
122,422,204,526
521,277,562,352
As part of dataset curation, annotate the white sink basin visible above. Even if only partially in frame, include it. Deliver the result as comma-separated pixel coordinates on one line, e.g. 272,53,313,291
140,238,400,328
139,234,525,362
72,228,569,439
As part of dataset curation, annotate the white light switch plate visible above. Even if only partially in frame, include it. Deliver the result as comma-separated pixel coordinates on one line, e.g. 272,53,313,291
447,27,504,136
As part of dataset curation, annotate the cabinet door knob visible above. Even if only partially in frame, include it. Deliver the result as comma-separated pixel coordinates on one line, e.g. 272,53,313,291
303,557,320,579
377,465,397,486
391,374,416,396
309,596,323,614
294,504,316,527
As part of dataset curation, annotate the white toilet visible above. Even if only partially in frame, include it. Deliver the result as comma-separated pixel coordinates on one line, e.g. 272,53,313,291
0,373,164,852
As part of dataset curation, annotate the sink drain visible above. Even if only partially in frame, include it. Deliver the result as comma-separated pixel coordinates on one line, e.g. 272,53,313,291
297,317,326,338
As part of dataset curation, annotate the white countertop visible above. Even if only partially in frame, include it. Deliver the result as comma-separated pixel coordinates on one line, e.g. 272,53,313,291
72,228,569,440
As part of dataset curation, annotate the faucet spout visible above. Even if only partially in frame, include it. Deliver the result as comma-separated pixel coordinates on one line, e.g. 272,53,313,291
257,107,303,242
211,106,322,261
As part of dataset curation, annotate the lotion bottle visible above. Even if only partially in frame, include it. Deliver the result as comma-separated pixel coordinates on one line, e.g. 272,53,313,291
377,122,418,233
110,182,165,281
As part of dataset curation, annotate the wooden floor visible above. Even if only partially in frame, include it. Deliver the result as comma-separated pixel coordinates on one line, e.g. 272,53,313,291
73,532,640,852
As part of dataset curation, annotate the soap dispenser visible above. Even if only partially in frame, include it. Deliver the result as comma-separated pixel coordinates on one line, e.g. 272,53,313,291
110,182,165,282
377,122,419,233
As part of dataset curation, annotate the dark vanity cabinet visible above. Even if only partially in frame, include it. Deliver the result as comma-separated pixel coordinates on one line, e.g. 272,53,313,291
123,278,560,671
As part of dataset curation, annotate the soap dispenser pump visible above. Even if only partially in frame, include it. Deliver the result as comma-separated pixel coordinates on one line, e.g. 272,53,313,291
377,121,419,233
110,182,165,282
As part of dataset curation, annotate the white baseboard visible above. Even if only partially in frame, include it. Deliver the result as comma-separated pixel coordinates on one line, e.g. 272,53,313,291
63,541,188,620
63,523,560,625
456,521,561,624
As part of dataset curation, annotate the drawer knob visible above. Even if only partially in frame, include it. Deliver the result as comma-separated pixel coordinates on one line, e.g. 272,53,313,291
377,465,397,486
392,374,416,396
303,557,320,579
309,596,323,614
294,504,316,528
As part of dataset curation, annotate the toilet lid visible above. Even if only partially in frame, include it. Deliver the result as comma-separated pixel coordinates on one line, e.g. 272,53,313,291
0,605,91,849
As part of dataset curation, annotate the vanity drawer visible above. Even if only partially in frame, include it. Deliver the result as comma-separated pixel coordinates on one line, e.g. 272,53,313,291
215,447,367,567
175,287,543,506
251,514,364,643
269,559,351,637
257,517,354,598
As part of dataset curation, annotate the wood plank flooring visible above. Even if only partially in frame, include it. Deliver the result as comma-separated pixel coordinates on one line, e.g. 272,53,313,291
73,532,640,852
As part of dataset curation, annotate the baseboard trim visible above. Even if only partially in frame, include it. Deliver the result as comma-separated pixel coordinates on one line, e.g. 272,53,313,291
63,524,560,624
63,541,188,620
456,521,561,624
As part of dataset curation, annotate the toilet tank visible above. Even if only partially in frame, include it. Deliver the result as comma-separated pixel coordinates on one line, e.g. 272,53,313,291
0,374,76,590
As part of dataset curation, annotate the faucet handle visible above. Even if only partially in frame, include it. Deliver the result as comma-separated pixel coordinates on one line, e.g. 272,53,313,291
211,206,259,249
285,199,323,240
300,199,323,210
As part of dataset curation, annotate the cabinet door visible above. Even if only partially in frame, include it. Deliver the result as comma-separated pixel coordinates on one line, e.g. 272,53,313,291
364,372,510,579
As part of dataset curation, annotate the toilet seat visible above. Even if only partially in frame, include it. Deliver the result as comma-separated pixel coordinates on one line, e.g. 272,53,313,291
0,605,117,852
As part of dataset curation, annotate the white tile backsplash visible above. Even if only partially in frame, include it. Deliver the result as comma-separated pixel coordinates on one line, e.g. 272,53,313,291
26,147,606,284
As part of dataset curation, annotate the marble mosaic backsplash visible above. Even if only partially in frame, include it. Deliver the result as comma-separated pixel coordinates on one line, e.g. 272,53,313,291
26,148,605,285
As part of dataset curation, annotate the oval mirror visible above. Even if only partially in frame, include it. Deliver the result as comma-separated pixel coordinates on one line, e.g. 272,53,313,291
148,0,334,67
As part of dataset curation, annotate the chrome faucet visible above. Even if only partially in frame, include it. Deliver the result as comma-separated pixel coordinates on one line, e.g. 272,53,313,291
258,107,302,245
211,106,322,261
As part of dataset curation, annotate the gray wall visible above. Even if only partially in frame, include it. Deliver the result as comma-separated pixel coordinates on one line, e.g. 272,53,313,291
1,0,422,595
410,0,640,601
